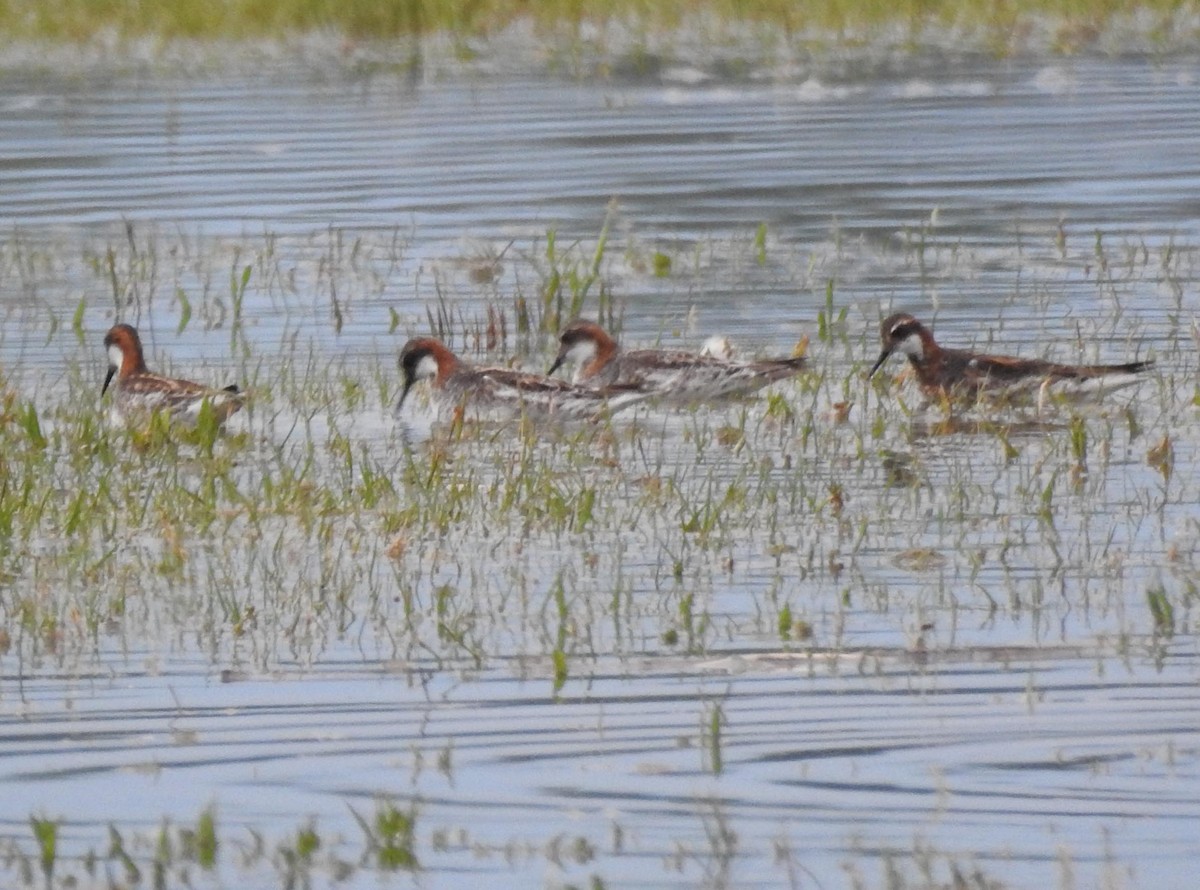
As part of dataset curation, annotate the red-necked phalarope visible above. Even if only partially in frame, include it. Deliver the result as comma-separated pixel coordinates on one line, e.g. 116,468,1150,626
102,323,245,426
548,320,806,404
869,313,1153,404
397,337,648,422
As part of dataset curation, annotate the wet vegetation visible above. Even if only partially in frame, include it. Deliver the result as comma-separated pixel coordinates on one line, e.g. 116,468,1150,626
3,226,1181,672
0,212,1197,885
4,803,418,888
0,0,1196,52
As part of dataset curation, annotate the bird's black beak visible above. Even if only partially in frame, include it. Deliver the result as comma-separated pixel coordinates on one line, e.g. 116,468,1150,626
868,348,893,379
396,377,415,411
547,353,566,377
101,365,116,396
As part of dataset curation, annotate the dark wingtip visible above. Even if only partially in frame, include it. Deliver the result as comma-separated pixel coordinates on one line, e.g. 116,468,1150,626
1091,358,1155,376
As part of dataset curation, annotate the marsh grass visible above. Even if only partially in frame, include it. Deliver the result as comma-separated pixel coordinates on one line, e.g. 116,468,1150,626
1,806,407,888
1,805,1034,890
350,799,420,871
0,218,1196,887
0,0,1194,51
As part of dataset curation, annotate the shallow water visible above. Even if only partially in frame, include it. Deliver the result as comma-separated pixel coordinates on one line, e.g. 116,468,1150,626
0,43,1198,888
